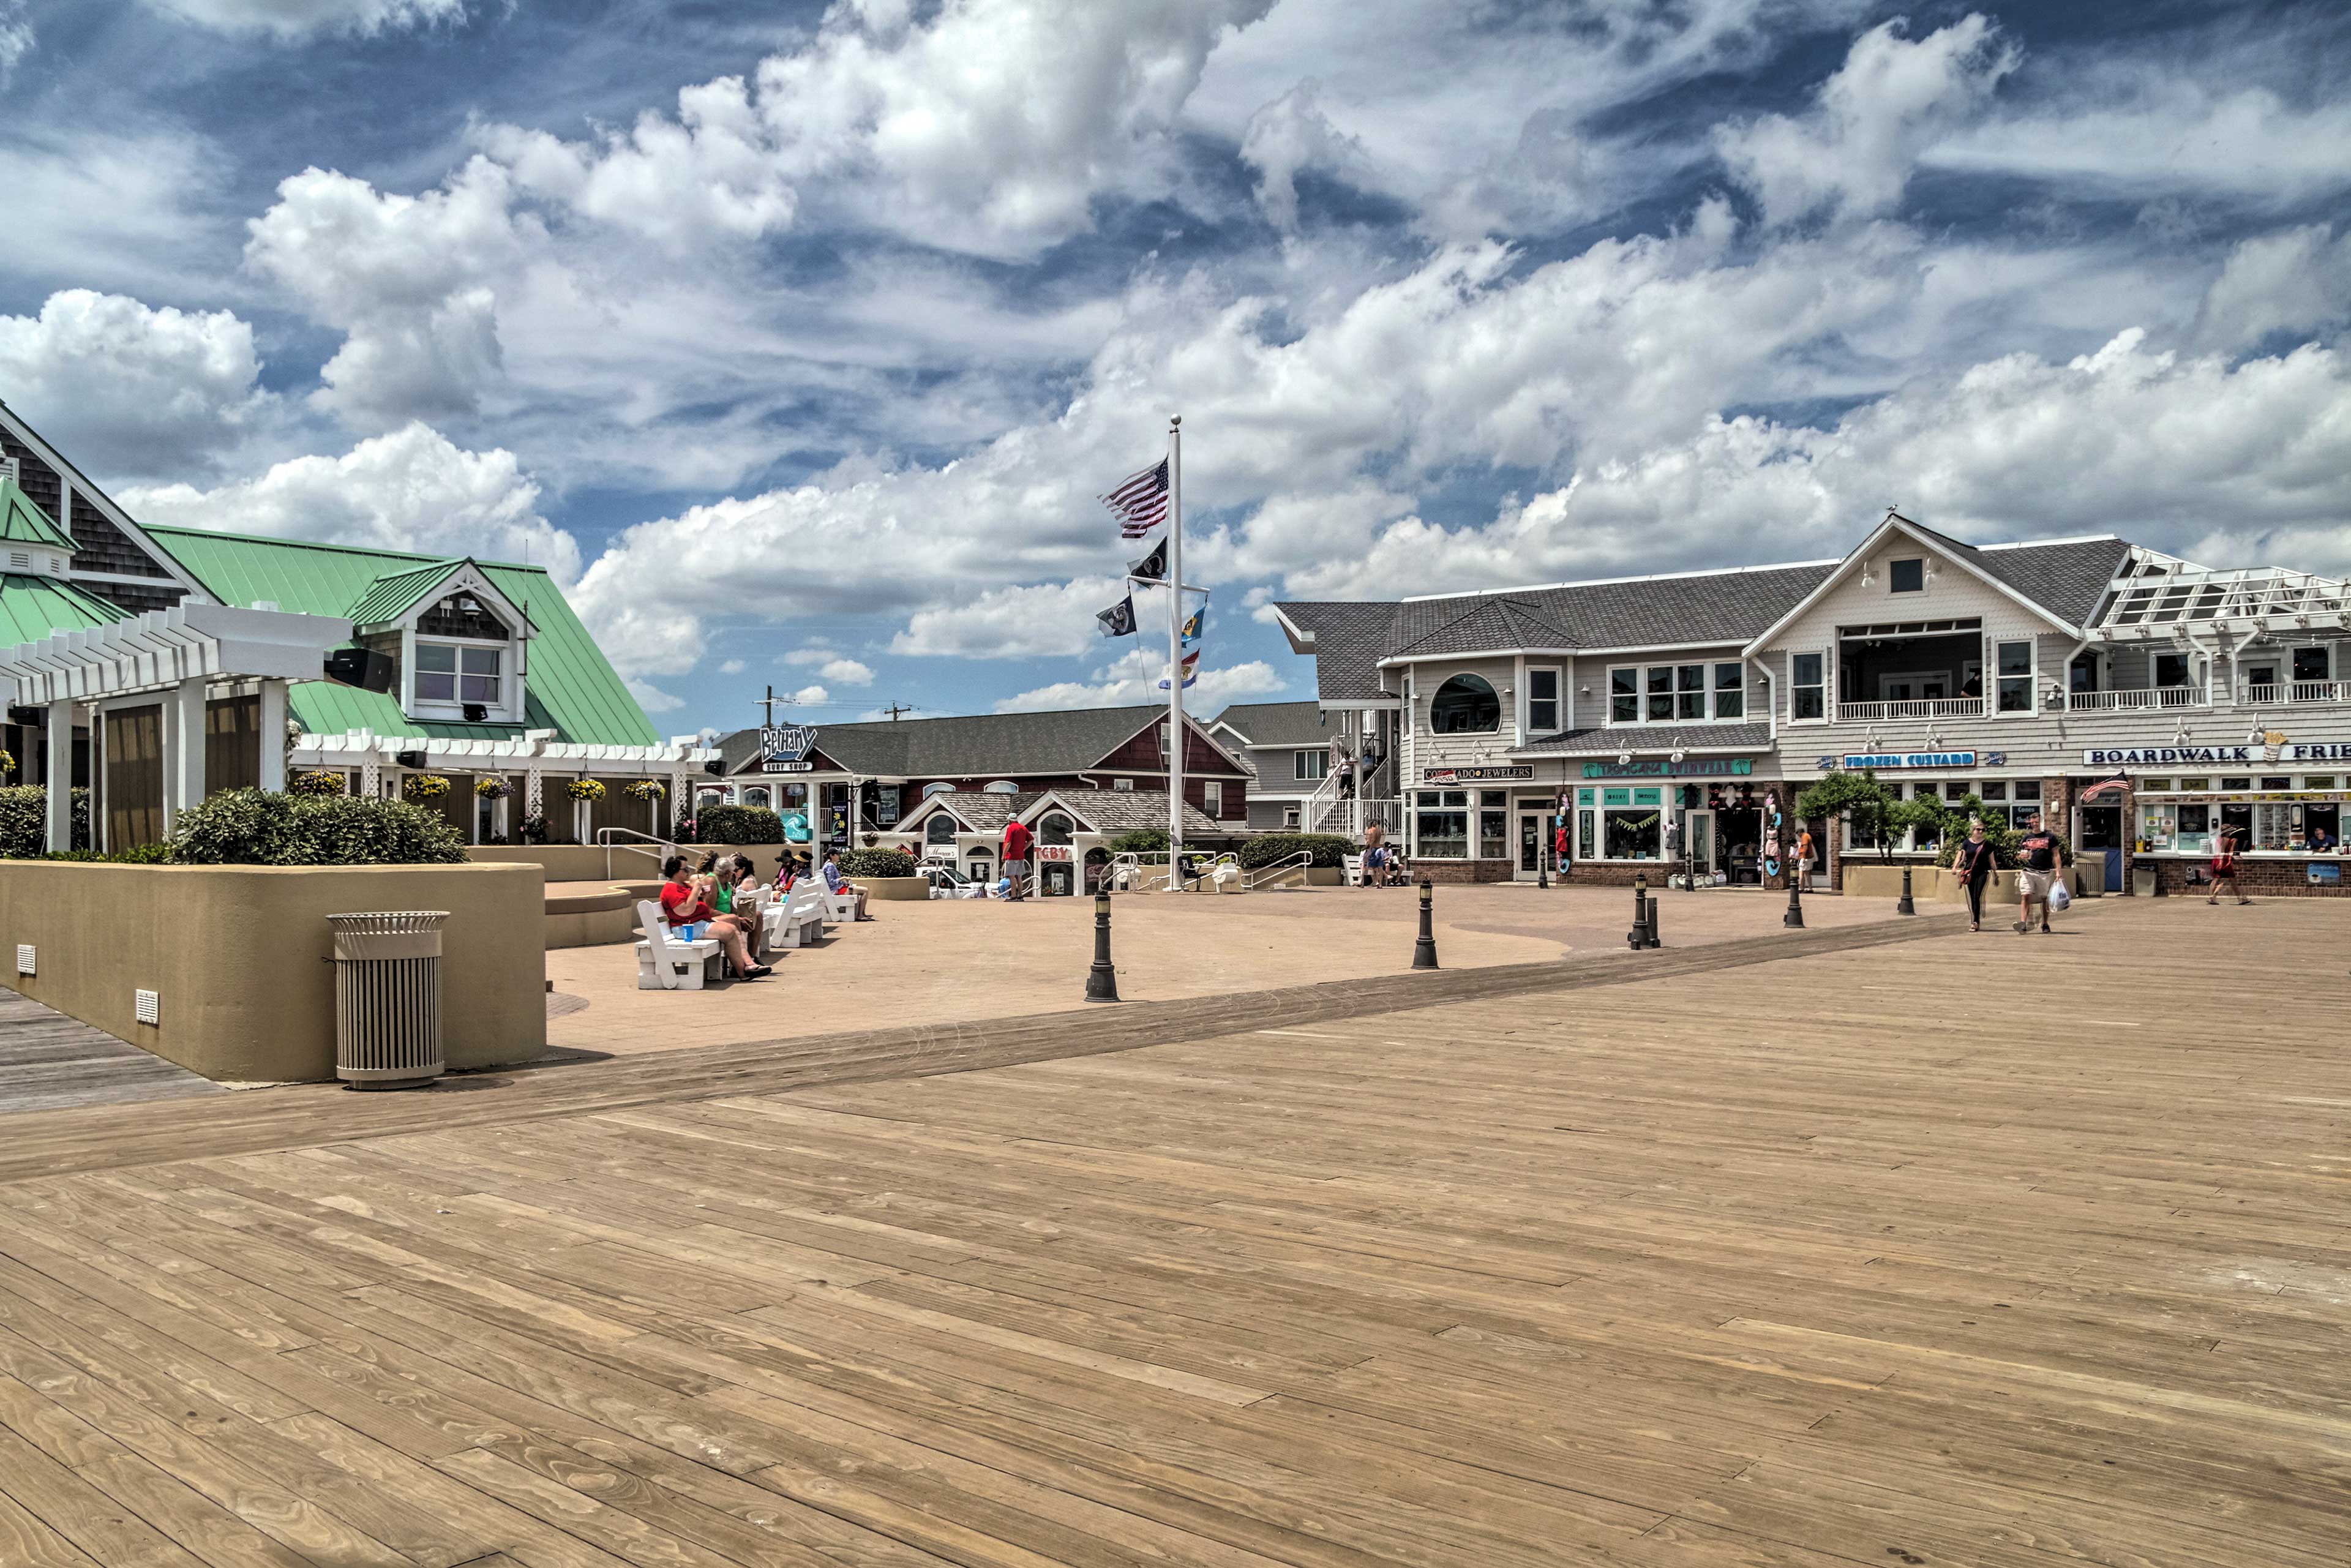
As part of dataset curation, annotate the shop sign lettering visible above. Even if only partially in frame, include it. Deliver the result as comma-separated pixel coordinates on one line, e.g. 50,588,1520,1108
760,724,820,773
2083,746,2252,765
1423,765,1535,782
1839,751,1976,770
1037,845,1073,862
1580,758,1754,779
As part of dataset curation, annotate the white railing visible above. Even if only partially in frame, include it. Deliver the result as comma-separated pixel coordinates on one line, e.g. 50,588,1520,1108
2240,680,2351,705
1300,768,1346,831
1243,850,1313,890
2067,687,2207,711
1836,697,1985,722
594,826,681,872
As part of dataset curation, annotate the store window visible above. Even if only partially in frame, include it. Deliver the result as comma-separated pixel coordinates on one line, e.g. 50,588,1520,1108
414,642,502,710
1527,668,1560,734
1576,788,1597,860
2306,803,2342,847
1791,653,1825,721
1610,669,1638,723
1995,641,2034,713
1712,663,1744,719
2069,652,2100,692
1430,675,1501,734
1603,787,1663,860
2293,647,2331,684
1294,749,1329,781
1890,558,1924,593
742,786,771,809
1479,790,1507,858
1675,665,1705,720
2154,653,2191,688
1204,782,1224,819
1646,667,1673,721
925,815,957,847
1415,790,1470,857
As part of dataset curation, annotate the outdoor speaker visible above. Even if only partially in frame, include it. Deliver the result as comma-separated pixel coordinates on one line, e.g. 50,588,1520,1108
703,759,726,776
462,703,489,722
6,705,42,727
394,749,428,769
323,646,397,693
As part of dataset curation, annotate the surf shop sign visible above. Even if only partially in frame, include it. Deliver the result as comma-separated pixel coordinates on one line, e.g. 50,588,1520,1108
760,724,819,773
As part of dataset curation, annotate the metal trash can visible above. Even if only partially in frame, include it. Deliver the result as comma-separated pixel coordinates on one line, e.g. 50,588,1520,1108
328,911,448,1089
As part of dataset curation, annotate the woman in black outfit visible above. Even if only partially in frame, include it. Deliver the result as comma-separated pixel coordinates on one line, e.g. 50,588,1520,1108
1953,818,1998,932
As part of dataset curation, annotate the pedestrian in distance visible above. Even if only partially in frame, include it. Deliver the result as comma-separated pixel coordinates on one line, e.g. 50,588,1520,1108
1794,823,1817,892
1952,817,1997,932
2012,811,2064,935
2208,822,2252,906
1000,816,1032,901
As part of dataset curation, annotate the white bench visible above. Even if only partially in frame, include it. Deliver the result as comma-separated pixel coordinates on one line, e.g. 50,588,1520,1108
634,900,724,990
768,880,830,949
1341,853,1364,887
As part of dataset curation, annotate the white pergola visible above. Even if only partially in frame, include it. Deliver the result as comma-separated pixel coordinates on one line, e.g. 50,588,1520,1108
0,604,354,852
294,729,716,840
2094,548,2351,639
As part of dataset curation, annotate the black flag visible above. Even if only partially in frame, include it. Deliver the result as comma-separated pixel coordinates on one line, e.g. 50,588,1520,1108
1127,536,1168,583
1097,595,1136,637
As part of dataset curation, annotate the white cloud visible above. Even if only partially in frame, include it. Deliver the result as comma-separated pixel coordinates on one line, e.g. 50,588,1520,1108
138,0,470,39
0,3,32,86
1239,80,1363,232
628,678,685,714
717,658,747,675
779,646,877,685
995,644,1284,712
245,159,536,427
787,683,830,707
891,577,1132,659
0,290,272,477
120,422,581,580
1717,13,2017,227
479,0,1274,260
2194,227,2351,350
0,132,229,297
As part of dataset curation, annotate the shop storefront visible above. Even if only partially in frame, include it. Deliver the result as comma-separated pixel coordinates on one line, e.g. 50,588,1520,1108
2101,744,2351,896
1554,756,1795,887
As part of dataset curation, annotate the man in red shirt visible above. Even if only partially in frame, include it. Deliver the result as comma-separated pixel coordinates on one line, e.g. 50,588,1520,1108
658,856,768,977
1000,817,1033,901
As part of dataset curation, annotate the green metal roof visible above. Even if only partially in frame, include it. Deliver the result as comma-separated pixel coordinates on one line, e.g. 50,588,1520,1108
0,477,78,552
143,527,661,748
345,558,465,628
0,574,125,646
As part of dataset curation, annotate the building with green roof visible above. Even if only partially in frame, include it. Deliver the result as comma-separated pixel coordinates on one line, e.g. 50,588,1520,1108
0,402,706,849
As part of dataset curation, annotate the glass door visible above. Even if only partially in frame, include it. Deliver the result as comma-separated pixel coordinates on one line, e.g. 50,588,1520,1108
1686,809,1715,879
1515,811,1546,880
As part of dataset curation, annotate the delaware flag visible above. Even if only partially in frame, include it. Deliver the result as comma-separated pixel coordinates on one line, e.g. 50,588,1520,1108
1180,604,1204,643
1158,647,1201,689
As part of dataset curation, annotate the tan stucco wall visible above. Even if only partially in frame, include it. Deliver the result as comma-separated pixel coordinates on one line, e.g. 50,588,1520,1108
0,862,546,1082
471,842,793,883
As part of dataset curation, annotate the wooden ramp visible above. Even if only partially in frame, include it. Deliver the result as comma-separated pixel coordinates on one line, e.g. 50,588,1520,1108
0,989,225,1116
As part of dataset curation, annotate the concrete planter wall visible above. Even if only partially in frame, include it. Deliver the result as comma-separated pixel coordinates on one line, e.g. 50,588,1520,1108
0,861,546,1083
866,876,930,902
470,842,790,883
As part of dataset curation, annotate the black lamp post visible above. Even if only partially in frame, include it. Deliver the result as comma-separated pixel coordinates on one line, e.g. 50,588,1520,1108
1412,877,1439,969
1083,889,1121,1002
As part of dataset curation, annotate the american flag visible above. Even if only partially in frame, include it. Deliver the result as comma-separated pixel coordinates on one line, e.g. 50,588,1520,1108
1101,458,1169,538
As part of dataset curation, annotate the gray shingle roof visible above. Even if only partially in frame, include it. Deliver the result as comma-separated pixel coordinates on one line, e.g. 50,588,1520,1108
1392,597,1577,658
718,703,1243,779
1210,700,1332,748
1515,722,1777,756
1970,538,2132,628
1274,602,1401,702
899,787,1216,836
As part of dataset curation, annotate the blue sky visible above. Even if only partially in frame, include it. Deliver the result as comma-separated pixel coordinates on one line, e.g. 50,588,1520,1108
2,0,2347,739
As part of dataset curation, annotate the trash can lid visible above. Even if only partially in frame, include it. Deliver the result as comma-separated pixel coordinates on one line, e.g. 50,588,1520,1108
326,911,451,932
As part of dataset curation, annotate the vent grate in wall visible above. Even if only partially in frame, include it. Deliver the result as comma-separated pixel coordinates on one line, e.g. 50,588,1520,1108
15,944,32,977
134,989,160,1026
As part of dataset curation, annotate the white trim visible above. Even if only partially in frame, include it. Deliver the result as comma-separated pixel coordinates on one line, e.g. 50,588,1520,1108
0,401,214,604
1788,647,1829,724
1741,515,2083,658
1403,557,1843,602
1425,669,1505,737
1379,645,1577,669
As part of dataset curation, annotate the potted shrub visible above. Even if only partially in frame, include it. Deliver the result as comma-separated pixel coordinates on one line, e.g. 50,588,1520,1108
841,846,928,901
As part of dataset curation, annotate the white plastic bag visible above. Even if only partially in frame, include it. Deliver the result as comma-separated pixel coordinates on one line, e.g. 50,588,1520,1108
2049,881,2072,912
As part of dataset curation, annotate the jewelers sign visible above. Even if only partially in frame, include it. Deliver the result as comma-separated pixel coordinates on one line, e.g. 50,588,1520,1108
1423,764,1534,783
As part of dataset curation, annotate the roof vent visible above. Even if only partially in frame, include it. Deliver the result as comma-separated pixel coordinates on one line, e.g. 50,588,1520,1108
8,552,27,572
252,599,279,612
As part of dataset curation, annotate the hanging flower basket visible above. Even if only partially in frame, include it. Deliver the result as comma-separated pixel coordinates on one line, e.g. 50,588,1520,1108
566,779,606,802
402,774,452,802
474,776,512,799
288,768,346,797
624,779,666,802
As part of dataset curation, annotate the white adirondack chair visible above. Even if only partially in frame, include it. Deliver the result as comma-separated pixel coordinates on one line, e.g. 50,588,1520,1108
1341,853,1365,887
816,878,859,922
634,900,723,990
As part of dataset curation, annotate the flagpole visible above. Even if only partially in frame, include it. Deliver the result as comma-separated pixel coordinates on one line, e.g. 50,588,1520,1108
1166,415,1185,866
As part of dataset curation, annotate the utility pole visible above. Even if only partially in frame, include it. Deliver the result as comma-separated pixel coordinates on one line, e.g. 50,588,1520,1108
880,702,916,721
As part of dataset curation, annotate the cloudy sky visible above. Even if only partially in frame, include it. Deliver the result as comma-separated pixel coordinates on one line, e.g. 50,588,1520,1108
2,0,2347,734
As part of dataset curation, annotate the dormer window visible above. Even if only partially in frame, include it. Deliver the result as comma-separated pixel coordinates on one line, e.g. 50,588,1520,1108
1890,558,1925,593
415,642,501,705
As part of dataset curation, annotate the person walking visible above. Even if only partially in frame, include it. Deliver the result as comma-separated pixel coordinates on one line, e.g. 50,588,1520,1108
2012,811,2064,934
2208,822,2252,906
1952,818,1997,932
1000,816,1032,901
1794,824,1817,892
1361,820,1389,888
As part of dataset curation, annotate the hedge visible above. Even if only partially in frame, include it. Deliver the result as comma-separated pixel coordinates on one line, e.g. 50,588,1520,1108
0,786,91,857
1236,832,1353,869
168,790,467,865
1106,828,1169,854
686,805,785,845
841,847,918,879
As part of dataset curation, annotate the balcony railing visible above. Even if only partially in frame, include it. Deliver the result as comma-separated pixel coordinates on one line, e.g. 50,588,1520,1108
2239,680,2351,705
2067,686,2208,711
1836,697,1985,722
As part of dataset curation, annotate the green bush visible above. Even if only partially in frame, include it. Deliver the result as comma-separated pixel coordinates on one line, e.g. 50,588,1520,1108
1237,831,1353,869
841,847,918,879
0,786,91,857
1933,800,2071,872
40,843,171,864
688,804,785,845
168,789,466,865
1106,828,1169,854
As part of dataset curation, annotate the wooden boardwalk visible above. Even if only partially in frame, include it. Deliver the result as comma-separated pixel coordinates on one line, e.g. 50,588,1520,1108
0,989,223,1117
0,898,2345,1567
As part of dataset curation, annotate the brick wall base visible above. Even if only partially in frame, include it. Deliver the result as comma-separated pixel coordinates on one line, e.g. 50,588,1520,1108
2142,858,2351,898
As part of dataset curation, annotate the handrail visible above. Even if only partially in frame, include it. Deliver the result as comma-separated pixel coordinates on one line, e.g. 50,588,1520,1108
1243,849,1314,889
594,827,680,876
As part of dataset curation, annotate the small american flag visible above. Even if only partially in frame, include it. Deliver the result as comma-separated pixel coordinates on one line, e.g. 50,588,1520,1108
1101,458,1168,538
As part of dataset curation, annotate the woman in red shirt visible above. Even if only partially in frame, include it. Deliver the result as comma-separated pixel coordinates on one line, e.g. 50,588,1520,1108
659,856,769,978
